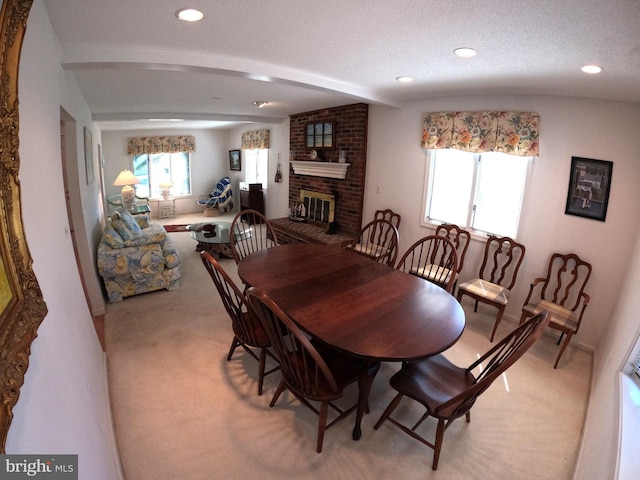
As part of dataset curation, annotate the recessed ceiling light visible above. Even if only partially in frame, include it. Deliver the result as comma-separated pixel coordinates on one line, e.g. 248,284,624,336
454,47,477,58
396,76,414,83
175,8,204,22
253,101,268,108
581,65,603,74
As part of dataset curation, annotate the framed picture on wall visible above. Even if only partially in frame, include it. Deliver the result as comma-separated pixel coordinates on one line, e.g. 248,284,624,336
565,156,613,222
229,149,241,171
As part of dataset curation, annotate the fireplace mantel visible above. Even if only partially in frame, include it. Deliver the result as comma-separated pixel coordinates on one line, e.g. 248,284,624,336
290,161,350,179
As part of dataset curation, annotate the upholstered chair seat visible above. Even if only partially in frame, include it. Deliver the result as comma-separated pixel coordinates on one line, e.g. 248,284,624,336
412,264,453,285
456,279,510,306
522,299,577,330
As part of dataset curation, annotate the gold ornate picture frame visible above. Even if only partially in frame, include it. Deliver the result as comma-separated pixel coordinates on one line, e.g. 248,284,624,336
0,0,48,452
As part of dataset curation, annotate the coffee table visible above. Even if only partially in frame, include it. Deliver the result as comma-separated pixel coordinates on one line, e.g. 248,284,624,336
187,221,250,259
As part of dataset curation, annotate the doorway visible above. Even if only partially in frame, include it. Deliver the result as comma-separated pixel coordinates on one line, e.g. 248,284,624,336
59,110,105,350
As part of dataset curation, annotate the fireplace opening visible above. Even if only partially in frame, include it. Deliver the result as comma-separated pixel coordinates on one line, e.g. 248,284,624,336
298,189,335,225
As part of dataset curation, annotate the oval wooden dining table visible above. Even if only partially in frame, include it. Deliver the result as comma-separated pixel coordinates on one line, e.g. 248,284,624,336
238,243,465,440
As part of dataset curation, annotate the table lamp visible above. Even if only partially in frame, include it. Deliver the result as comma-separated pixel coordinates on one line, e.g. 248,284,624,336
113,169,140,211
159,181,173,200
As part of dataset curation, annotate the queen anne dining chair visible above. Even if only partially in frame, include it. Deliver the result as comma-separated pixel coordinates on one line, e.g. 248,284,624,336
246,287,371,453
229,209,279,265
395,235,459,293
374,311,549,471
456,235,526,341
519,252,592,368
373,208,401,230
435,223,470,291
200,251,279,395
346,219,399,266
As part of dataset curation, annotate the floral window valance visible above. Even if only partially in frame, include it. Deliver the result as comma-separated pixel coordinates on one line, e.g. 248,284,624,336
422,111,539,157
241,129,270,150
127,135,196,155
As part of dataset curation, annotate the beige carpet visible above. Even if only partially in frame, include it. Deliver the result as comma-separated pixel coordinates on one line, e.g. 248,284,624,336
105,212,592,480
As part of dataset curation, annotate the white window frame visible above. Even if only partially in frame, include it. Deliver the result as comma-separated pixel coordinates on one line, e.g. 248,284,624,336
422,149,532,239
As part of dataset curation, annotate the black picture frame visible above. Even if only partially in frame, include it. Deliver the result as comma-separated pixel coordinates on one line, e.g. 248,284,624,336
229,149,241,171
565,156,613,222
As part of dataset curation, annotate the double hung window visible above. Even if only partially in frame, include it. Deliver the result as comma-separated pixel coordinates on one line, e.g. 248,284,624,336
133,152,191,198
243,149,268,186
425,149,530,238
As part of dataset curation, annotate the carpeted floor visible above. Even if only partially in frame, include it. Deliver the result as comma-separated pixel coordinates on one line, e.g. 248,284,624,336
104,212,592,480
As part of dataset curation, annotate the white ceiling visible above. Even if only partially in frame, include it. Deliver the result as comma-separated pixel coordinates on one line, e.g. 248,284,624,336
42,0,640,131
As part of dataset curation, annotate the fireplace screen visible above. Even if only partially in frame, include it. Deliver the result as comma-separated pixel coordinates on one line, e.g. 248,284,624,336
299,189,335,224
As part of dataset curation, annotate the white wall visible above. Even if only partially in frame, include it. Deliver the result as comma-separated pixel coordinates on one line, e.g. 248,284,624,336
574,231,640,479
367,96,640,478
7,2,121,478
102,128,231,216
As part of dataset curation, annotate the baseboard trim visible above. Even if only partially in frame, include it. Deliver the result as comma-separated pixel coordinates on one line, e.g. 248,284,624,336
103,353,125,480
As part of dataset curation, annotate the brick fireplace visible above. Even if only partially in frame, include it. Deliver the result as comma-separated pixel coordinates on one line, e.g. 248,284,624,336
287,103,368,238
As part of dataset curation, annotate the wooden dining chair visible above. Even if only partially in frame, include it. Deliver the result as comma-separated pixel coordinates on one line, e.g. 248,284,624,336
374,311,549,470
395,235,459,293
374,208,401,230
456,235,526,341
229,209,278,265
519,252,592,368
200,251,278,395
346,219,399,266
246,287,370,453
434,223,470,290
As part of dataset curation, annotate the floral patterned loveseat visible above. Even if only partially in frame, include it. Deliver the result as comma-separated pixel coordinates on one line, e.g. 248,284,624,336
97,210,182,303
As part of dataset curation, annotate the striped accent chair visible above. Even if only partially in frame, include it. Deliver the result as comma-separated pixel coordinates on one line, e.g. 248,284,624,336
456,235,526,341
519,253,592,368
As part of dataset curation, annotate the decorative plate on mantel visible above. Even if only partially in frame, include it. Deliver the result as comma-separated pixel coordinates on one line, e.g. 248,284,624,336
309,149,318,160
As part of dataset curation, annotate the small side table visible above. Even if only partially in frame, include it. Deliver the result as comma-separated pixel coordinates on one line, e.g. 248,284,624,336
150,197,176,219
130,204,151,216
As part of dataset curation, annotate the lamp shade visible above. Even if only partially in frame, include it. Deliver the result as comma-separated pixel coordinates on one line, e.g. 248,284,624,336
113,169,140,187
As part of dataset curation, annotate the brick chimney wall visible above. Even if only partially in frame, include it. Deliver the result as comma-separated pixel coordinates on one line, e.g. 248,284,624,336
289,103,368,237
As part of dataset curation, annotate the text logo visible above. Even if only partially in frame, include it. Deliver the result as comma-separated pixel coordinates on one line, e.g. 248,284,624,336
0,455,77,479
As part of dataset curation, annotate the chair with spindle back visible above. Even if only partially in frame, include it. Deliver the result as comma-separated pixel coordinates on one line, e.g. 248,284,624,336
395,235,459,293
346,219,399,266
374,312,549,470
200,251,278,395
